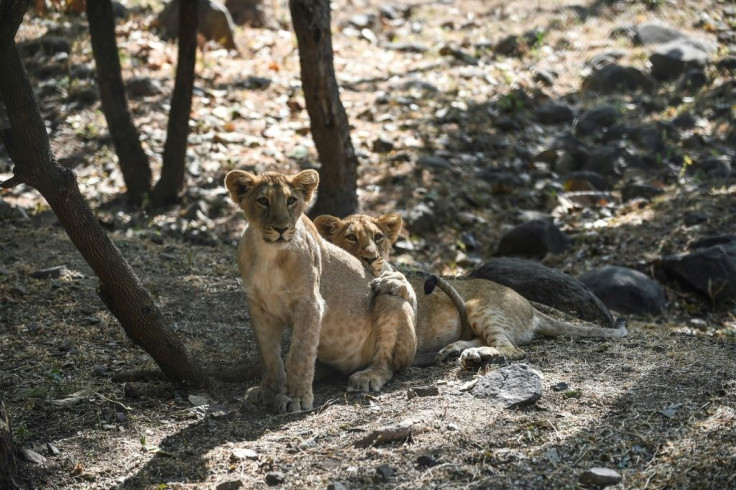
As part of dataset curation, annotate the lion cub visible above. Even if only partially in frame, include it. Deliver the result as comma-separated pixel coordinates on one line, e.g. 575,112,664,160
315,213,627,367
225,170,416,413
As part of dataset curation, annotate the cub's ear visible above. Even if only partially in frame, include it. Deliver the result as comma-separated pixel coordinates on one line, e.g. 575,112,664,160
377,212,402,244
290,169,320,205
225,170,258,204
313,215,341,242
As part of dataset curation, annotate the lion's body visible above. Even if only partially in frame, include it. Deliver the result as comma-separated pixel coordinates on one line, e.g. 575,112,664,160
316,213,627,367
226,171,416,413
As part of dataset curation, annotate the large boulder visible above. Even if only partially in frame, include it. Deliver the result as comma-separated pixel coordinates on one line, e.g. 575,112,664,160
657,238,736,303
495,220,571,259
469,257,615,327
579,266,666,316
649,38,713,81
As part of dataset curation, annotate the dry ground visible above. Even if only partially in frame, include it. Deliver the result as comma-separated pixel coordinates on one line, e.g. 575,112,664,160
1,0,736,488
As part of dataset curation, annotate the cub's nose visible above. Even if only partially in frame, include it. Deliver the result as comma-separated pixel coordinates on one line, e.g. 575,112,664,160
364,256,377,265
273,226,289,235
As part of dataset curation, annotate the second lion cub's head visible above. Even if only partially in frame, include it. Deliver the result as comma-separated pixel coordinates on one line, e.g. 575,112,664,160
314,213,402,274
225,169,319,243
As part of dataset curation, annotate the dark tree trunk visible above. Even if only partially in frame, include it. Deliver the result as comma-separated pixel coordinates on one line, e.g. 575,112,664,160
0,395,18,490
0,0,208,386
289,0,358,217
152,0,198,205
86,0,152,204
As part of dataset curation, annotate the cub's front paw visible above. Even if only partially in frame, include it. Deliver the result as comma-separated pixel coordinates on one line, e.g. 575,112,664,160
348,368,391,393
371,272,415,304
274,392,314,414
245,385,277,406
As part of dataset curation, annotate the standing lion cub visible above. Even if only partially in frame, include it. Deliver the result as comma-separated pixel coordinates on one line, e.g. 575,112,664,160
225,170,416,413
315,213,627,368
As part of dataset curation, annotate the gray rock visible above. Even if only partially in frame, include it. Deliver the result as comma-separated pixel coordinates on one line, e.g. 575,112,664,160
716,56,736,72
496,219,571,258
677,68,708,92
469,257,615,327
126,77,163,98
158,0,236,50
327,483,348,490
658,242,736,302
634,23,686,45
586,50,626,71
416,155,451,170
47,442,60,456
225,0,265,27
471,364,542,408
372,136,395,153
582,145,634,176
535,102,575,125
683,211,708,226
230,448,258,461
265,471,285,486
575,105,622,137
404,203,436,233
216,480,245,490
696,156,732,178
621,183,664,201
533,69,557,86
495,28,544,57
112,1,130,19
19,448,46,465
18,35,70,56
584,64,654,93
30,266,70,279
579,266,666,316
579,467,622,487
650,39,712,81
416,454,438,468
375,464,393,482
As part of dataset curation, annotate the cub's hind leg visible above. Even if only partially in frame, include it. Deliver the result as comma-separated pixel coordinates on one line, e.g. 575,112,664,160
457,301,527,369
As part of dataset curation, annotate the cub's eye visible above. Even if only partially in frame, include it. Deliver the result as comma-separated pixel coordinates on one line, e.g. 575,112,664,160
346,233,358,242
257,197,269,206
374,233,384,242
287,196,297,205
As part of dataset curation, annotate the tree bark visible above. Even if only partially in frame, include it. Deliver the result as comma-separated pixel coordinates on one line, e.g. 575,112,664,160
152,0,198,205
289,0,358,217
86,0,152,204
0,0,208,386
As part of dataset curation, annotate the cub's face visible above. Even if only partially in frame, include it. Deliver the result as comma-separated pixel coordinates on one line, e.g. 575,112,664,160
225,169,319,243
314,213,402,274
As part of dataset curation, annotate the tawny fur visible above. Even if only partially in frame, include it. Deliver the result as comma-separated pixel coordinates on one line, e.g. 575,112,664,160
315,213,627,368
225,171,416,413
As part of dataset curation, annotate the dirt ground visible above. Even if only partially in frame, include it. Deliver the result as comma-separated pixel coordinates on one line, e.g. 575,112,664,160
1,0,736,488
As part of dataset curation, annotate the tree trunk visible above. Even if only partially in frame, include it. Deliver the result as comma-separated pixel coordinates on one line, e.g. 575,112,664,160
86,0,152,204
289,0,358,217
0,395,18,490
0,0,208,387
152,0,198,205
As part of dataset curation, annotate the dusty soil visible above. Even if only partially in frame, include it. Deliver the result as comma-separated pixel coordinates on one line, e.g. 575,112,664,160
1,0,736,488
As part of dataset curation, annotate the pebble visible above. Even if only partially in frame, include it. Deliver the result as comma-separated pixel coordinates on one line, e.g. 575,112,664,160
579,467,622,487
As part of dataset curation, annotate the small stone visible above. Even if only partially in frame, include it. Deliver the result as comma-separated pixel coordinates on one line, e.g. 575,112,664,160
579,467,622,487
230,448,259,462
265,471,285,486
535,102,575,125
407,385,439,399
124,383,141,399
47,442,60,456
375,464,393,482
621,183,664,202
650,39,713,81
404,203,436,234
416,155,452,170
416,454,438,468
575,105,622,136
216,480,245,490
471,364,543,408
533,69,556,86
372,135,395,153
584,64,654,93
30,266,70,279
326,483,348,490
19,448,46,465
126,77,162,98
551,382,569,392
496,219,571,258
658,242,736,302
683,211,708,226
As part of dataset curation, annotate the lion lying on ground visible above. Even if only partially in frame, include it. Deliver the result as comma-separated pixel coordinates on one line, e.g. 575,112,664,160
225,170,416,413
314,213,627,368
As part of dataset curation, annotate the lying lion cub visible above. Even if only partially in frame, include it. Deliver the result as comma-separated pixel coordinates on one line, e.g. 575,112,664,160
314,213,627,367
225,170,416,413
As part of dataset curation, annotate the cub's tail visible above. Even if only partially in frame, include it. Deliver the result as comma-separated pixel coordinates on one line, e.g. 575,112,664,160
424,275,474,340
533,302,628,339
